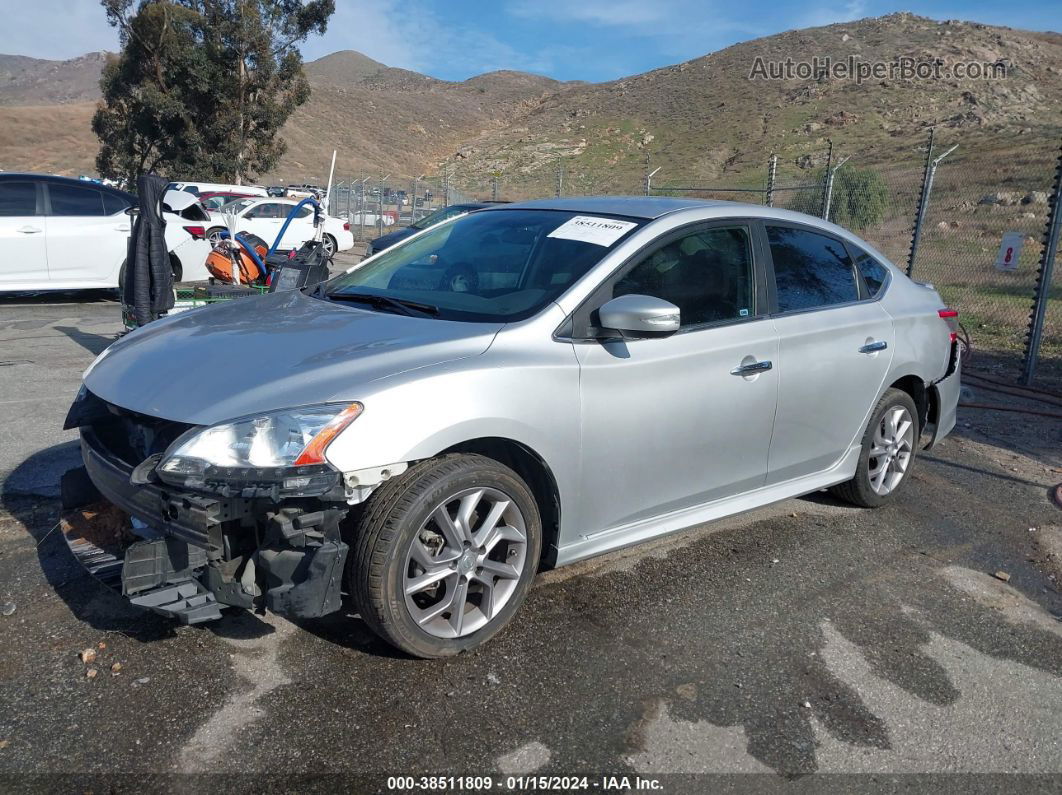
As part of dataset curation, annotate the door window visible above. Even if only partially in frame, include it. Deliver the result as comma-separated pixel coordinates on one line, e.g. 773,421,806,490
102,192,130,215
766,225,858,312
48,184,106,216
0,182,38,216
613,226,755,327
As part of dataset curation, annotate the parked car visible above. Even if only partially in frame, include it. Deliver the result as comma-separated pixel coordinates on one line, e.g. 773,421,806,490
0,173,213,291
168,182,268,198
65,197,960,658
205,197,354,256
266,186,287,197
366,202,506,255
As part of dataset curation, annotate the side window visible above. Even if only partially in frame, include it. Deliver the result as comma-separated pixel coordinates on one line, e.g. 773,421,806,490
296,206,313,218
102,192,130,215
767,225,858,312
613,225,755,327
48,184,106,217
850,245,889,298
0,182,38,216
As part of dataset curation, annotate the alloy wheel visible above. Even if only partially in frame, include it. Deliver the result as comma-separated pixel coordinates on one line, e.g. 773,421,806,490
403,487,527,638
868,405,914,495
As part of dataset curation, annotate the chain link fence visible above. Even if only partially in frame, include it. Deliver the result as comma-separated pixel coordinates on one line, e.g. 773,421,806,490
311,131,1061,384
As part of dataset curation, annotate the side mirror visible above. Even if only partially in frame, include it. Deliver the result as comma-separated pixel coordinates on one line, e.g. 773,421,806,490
597,294,680,338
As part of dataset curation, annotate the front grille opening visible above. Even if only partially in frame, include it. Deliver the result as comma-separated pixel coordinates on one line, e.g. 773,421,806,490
85,393,196,469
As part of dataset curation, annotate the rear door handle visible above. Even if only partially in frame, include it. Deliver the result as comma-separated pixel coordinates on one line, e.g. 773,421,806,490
730,360,773,376
859,341,888,354
17,226,42,234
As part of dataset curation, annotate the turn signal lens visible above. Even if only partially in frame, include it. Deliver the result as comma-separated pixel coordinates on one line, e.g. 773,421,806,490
293,402,364,465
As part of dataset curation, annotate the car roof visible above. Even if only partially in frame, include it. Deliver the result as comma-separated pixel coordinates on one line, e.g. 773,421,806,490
0,172,128,196
499,196,735,220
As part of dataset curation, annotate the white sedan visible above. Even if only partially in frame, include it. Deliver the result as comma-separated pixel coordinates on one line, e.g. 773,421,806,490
0,174,213,292
206,197,354,256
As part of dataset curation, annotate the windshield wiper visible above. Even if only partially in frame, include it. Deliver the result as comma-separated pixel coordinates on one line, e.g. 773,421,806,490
326,291,440,318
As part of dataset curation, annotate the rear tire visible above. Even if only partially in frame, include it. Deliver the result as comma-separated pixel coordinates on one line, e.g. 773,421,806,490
322,234,338,259
349,454,542,658
830,387,919,508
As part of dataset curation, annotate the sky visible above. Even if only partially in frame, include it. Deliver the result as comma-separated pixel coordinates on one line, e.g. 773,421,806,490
2,0,1060,82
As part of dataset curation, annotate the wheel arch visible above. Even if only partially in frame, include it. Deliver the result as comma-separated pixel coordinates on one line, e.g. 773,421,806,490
886,373,929,433
438,436,562,569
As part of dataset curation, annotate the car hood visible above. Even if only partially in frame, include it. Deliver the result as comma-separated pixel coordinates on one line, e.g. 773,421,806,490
85,290,502,426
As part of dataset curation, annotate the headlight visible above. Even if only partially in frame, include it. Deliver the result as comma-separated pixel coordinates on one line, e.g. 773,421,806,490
157,402,362,495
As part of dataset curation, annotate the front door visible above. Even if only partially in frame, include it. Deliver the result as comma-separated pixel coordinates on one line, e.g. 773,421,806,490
762,223,895,483
573,221,779,537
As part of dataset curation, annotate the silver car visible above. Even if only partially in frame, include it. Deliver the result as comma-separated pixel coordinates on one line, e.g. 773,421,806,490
64,197,961,658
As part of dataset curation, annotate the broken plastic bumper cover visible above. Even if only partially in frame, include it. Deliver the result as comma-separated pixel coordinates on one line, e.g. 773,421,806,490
63,428,349,625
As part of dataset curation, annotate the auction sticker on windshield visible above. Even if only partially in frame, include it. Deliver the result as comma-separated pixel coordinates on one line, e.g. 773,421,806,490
547,215,638,247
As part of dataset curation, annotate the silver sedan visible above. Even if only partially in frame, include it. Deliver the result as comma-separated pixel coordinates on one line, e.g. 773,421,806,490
69,197,961,657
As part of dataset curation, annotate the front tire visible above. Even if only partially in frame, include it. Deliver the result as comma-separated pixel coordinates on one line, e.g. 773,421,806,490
830,388,919,508
349,454,542,658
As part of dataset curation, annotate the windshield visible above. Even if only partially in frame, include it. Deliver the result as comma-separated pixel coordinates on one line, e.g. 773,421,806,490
410,204,470,230
324,209,643,322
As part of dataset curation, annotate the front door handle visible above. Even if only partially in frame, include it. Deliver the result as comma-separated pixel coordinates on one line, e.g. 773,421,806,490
730,360,773,376
17,226,42,234
859,340,888,354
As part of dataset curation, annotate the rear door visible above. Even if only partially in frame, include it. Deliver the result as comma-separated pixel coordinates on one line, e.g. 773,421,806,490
44,182,126,286
279,204,315,249
0,180,48,287
762,222,894,484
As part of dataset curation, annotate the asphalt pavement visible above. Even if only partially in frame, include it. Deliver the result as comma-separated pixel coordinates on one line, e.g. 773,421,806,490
1,286,1060,792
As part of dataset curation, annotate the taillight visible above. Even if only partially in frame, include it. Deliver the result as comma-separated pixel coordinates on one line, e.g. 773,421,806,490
183,225,206,240
939,308,959,342
343,222,350,231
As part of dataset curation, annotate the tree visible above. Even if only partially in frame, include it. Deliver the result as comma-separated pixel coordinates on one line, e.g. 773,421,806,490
789,165,890,231
93,0,334,185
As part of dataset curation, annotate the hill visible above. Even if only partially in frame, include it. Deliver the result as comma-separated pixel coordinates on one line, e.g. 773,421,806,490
0,13,1059,190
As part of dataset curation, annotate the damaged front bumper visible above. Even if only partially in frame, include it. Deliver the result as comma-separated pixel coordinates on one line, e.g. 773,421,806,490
61,425,349,625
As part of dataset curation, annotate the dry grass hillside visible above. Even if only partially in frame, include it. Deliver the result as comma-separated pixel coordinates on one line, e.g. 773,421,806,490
0,13,1059,190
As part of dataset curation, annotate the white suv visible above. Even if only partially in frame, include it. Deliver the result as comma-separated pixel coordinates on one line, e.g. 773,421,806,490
0,174,213,292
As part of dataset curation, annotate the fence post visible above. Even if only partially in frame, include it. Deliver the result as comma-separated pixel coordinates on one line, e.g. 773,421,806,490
907,129,936,276
443,166,450,206
1020,140,1062,385
819,139,833,218
556,163,564,198
766,154,778,207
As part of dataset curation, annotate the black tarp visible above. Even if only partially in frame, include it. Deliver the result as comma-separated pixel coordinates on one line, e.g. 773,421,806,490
122,174,174,326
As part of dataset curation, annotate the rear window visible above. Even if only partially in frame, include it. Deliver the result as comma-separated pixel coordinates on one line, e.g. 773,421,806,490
850,245,890,297
48,183,106,216
0,181,37,216
767,225,859,312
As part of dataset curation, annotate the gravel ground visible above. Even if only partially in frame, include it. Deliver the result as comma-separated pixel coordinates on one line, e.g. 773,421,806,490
0,285,1060,792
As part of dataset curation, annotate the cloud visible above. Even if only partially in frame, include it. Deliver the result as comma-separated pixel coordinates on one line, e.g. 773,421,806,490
0,1,118,59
